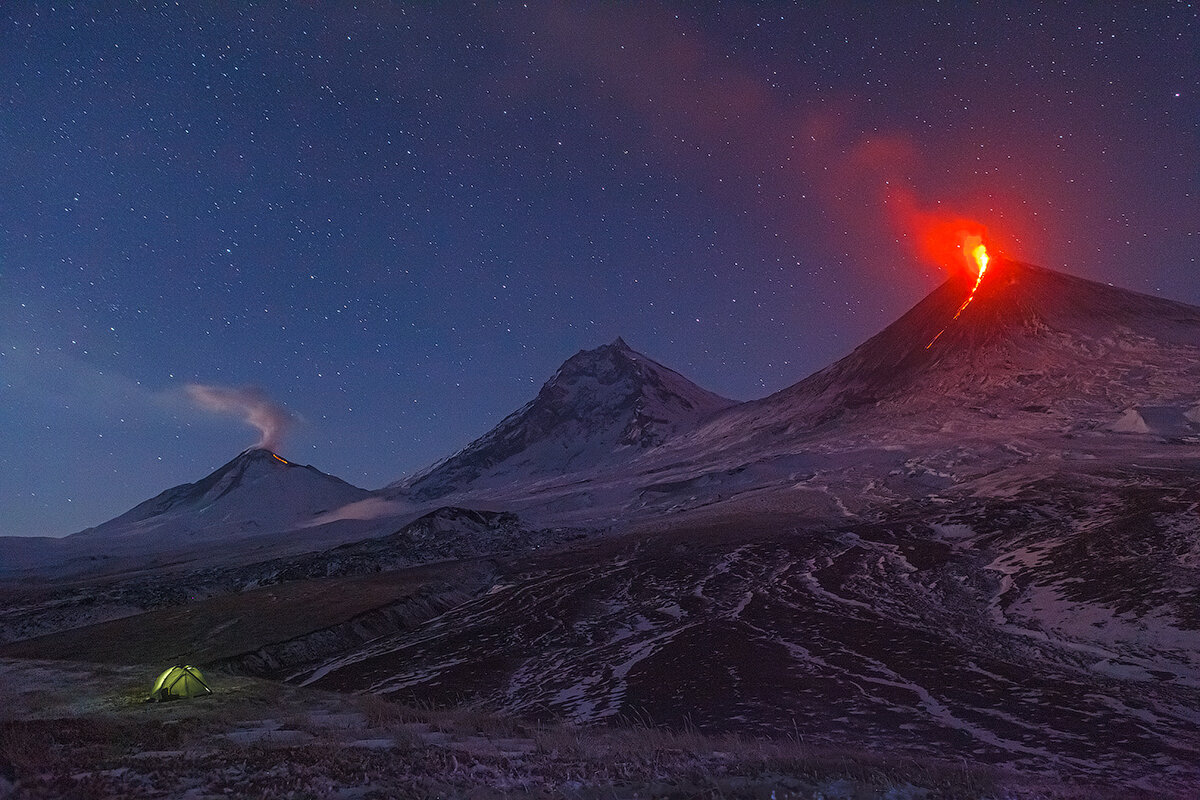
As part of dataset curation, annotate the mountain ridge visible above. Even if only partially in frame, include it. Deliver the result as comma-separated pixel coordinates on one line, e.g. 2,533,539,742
392,338,736,501
14,261,1200,562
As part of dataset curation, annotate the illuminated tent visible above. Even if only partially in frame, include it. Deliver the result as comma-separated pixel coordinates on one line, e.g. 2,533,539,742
148,665,211,702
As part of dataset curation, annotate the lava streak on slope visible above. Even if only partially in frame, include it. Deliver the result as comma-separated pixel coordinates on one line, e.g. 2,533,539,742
952,236,990,320
926,235,991,350
883,189,995,350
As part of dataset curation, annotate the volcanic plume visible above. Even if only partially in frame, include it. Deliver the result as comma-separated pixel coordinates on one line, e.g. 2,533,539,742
530,3,1010,294
185,383,296,452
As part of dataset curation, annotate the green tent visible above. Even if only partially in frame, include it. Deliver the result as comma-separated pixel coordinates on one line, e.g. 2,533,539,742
148,665,211,702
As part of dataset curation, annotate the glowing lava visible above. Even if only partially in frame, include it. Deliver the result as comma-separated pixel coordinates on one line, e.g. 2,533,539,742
925,236,990,349
954,238,989,320
271,453,289,464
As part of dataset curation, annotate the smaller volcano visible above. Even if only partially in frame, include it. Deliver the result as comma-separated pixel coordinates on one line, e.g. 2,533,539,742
73,448,370,543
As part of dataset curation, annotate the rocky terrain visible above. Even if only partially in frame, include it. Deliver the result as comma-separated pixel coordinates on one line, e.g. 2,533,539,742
289,482,1200,796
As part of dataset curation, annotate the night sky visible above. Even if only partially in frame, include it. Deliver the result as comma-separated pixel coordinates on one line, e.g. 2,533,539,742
3,3,1196,536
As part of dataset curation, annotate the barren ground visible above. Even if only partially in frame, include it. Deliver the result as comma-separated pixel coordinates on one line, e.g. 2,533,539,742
0,658,1128,799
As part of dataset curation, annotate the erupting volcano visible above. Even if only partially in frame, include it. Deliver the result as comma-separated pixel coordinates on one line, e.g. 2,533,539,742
926,232,990,349
956,237,990,315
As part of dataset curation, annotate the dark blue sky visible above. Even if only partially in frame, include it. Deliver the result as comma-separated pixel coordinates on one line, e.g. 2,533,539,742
2,3,1196,536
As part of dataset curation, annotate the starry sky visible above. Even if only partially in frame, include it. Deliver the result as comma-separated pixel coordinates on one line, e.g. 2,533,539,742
2,3,1197,536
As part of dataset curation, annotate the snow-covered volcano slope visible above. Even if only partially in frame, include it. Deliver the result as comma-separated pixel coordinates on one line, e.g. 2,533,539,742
389,261,1200,523
391,338,735,502
670,258,1200,460
73,448,372,544
0,450,416,579
0,449,386,578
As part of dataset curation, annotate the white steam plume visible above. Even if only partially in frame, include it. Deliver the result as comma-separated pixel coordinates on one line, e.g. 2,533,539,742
185,383,296,452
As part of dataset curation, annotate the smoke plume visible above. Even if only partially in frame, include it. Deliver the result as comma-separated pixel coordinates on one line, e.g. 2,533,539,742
526,4,992,278
185,383,296,452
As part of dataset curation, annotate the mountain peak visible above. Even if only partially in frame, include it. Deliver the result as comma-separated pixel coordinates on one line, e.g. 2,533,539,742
397,340,735,501
73,449,369,541
738,259,1200,433
949,258,1200,340
554,338,641,378
235,447,296,467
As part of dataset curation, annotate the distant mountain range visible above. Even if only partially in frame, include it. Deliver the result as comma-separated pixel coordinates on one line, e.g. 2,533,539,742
7,258,1200,563
378,258,1200,522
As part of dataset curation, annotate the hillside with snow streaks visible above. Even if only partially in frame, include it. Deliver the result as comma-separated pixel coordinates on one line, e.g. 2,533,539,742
294,477,1200,792
391,338,736,503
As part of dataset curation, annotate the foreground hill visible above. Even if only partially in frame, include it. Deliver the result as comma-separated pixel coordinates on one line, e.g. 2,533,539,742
293,468,1200,795
0,506,579,648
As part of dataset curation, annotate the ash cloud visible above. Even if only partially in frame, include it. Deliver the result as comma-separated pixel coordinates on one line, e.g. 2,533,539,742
185,384,296,452
524,4,990,277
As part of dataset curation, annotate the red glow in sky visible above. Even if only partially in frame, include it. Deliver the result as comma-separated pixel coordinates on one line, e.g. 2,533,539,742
886,188,991,277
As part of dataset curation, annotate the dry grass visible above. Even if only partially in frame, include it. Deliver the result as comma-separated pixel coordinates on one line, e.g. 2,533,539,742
357,692,428,729
0,713,1137,800
0,658,1155,799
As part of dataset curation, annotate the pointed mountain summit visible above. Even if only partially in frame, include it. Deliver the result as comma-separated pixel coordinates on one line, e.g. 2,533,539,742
74,448,371,542
679,259,1200,456
799,258,1200,403
397,339,735,501
790,258,1200,413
